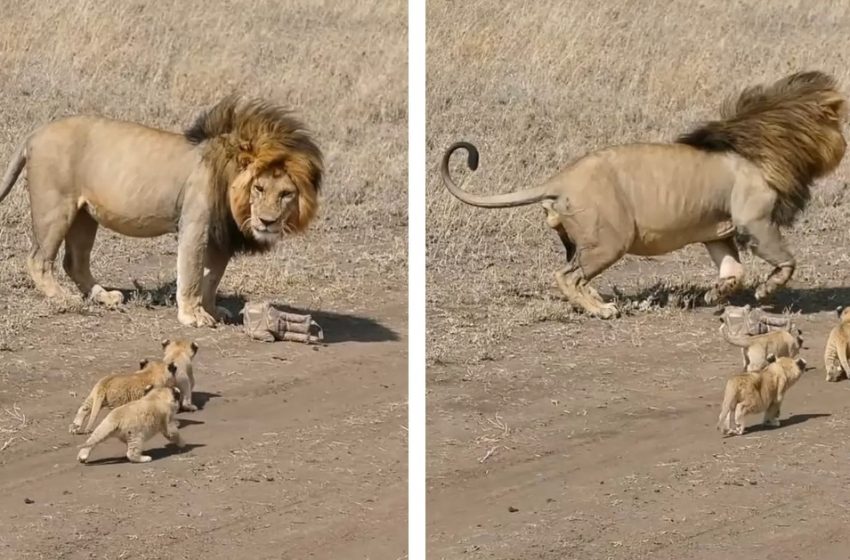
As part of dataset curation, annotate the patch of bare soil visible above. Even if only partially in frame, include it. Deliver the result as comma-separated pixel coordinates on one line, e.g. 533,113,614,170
0,269,406,560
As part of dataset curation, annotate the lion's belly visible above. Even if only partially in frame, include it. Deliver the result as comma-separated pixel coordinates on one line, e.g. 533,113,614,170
629,219,734,256
80,198,177,238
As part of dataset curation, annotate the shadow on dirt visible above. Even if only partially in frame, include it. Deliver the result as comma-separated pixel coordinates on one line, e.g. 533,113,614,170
612,282,850,317
745,413,832,434
264,304,400,344
82,443,206,465
192,391,221,410
176,418,205,429
118,281,398,343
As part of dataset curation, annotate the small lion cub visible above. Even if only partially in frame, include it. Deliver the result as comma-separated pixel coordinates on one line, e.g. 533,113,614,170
720,321,802,372
69,338,198,434
717,355,807,436
161,338,199,412
824,306,850,382
77,385,185,464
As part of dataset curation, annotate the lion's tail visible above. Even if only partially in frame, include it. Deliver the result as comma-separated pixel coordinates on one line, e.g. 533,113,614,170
837,341,850,377
440,141,556,208
0,140,27,204
717,383,736,432
84,385,106,434
720,323,751,348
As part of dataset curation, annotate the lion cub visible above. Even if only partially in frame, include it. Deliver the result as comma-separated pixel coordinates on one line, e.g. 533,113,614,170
77,385,185,464
716,355,807,436
824,306,850,382
720,322,802,372
69,338,198,434
160,338,199,412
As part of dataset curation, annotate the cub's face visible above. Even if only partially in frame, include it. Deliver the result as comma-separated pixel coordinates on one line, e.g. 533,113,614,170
249,169,299,244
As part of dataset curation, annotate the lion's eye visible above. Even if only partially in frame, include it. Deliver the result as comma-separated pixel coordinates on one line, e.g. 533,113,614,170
254,184,265,193
281,191,295,200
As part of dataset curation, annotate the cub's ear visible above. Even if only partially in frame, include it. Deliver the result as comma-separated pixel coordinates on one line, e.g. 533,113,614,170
171,386,182,401
836,306,844,318
797,358,808,370
143,384,155,395
167,362,177,375
766,353,777,364
161,339,170,349
190,342,199,356
139,358,149,369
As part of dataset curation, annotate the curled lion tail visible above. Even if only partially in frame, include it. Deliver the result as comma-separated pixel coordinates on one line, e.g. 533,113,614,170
0,140,27,204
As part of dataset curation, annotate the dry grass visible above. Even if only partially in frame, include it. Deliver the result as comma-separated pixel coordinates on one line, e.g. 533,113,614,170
426,0,850,364
0,0,407,351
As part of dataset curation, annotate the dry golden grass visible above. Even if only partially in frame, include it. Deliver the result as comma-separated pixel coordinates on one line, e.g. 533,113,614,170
426,0,850,364
0,0,407,350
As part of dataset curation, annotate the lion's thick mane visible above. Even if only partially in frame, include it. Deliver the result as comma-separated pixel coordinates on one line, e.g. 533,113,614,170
677,70,847,226
184,94,323,254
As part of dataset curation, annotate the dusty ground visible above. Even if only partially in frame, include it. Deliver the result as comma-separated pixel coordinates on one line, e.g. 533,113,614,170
0,2,407,559
427,1,850,558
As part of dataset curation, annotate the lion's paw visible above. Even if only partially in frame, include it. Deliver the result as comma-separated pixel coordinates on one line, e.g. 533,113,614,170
90,285,125,307
594,303,620,320
69,423,83,435
765,417,781,428
178,307,218,328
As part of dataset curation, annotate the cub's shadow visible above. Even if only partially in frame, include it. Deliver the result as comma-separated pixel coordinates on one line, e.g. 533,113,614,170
191,391,221,411
83,443,206,465
118,281,398,344
744,413,831,435
176,418,205,429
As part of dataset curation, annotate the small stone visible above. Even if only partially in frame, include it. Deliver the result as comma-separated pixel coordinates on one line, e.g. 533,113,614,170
508,506,519,513
24,498,34,504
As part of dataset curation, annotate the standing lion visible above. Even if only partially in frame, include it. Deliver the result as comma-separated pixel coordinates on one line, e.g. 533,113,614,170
0,95,323,327
439,71,846,318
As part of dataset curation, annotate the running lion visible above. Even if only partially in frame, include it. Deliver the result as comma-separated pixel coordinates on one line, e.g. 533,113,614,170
440,71,846,318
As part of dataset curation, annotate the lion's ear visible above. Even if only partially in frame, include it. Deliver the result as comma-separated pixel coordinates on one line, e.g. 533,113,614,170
822,95,847,121
237,141,254,170
143,384,154,395
161,339,170,349
766,353,777,363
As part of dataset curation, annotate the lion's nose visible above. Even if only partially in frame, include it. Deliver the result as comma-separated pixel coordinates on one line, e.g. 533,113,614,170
259,217,276,227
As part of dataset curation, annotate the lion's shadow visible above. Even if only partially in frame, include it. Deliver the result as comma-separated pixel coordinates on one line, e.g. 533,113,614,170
119,281,398,344
614,282,850,316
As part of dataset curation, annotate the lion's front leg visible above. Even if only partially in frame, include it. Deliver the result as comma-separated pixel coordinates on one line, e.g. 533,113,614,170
738,220,795,302
202,247,232,322
176,215,217,328
703,239,745,305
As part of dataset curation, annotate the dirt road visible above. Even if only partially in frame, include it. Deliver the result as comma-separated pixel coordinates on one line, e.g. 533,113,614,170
427,293,850,560
0,276,407,560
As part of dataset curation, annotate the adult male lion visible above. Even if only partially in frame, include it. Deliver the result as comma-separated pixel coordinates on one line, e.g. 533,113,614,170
0,95,322,327
440,71,846,319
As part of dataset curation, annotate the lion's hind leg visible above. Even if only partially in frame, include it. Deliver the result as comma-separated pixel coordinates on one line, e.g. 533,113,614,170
542,197,631,319
62,211,124,307
26,191,77,300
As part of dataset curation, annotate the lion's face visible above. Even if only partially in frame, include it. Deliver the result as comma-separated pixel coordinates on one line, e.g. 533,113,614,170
247,168,300,244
